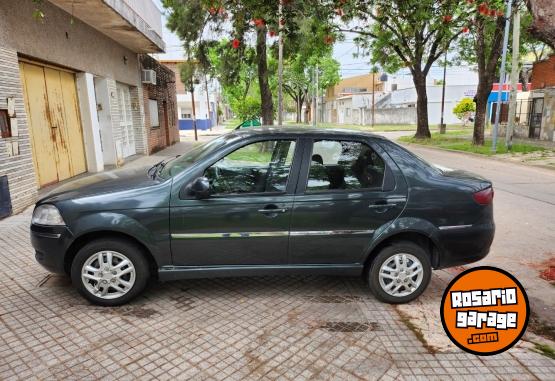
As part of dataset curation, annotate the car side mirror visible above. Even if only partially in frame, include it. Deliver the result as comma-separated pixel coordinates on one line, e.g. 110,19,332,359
186,176,211,199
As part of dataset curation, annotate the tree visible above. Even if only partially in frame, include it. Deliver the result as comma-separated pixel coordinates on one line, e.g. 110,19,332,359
520,11,552,91
283,53,340,123
527,0,555,48
456,1,514,145
179,60,201,140
163,0,329,126
232,96,262,120
453,98,476,126
206,40,260,119
314,0,470,138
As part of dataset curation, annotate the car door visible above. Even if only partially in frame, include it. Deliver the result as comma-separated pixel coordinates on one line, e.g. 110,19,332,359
170,138,301,266
289,137,408,265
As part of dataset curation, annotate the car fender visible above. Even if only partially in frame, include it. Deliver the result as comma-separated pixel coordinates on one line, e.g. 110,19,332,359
364,216,444,266
69,211,171,267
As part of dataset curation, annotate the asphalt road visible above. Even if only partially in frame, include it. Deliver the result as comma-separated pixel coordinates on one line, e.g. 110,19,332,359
380,131,555,327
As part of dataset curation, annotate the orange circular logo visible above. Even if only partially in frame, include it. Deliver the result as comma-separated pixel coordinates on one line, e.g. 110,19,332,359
440,267,529,356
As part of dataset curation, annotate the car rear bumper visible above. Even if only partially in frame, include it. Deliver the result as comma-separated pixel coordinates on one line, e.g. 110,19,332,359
436,222,495,269
30,224,73,274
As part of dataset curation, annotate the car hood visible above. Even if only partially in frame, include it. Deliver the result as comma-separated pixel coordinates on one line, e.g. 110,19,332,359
38,166,162,204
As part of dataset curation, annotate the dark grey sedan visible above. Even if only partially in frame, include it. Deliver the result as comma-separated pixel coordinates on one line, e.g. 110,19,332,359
31,128,495,306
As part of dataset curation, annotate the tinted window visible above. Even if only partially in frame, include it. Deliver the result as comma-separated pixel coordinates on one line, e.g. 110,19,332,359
159,134,239,178
307,140,385,191
205,140,296,195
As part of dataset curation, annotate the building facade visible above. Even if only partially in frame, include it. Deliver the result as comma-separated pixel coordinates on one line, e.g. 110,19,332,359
323,73,383,124
161,60,218,131
0,0,167,216
140,55,179,154
528,55,555,141
322,67,480,126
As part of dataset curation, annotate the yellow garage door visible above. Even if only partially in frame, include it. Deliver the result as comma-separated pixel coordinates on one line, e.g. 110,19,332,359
19,62,87,187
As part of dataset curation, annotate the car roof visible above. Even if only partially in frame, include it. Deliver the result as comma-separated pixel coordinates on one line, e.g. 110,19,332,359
229,126,386,140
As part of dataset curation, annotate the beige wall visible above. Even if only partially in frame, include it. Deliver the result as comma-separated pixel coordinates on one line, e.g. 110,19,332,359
0,0,140,86
326,74,383,101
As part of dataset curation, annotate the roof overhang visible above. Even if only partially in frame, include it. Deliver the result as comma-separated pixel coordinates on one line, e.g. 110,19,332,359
48,0,165,53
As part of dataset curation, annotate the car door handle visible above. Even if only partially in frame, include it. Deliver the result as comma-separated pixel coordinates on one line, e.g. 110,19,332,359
368,201,396,211
258,208,288,214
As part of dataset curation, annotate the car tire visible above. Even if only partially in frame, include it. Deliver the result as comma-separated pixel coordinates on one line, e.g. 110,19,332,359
71,238,150,306
368,241,431,304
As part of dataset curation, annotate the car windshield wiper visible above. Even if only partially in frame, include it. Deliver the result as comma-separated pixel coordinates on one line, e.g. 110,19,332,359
149,155,181,179
148,161,164,179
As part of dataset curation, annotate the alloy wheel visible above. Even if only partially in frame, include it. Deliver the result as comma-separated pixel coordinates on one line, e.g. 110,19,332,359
81,251,136,300
378,253,424,297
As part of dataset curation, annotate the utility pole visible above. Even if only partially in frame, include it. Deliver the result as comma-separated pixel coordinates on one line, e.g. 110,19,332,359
313,64,318,127
439,49,448,134
190,84,198,141
277,0,284,126
204,75,212,131
371,70,375,128
493,0,512,152
506,8,520,150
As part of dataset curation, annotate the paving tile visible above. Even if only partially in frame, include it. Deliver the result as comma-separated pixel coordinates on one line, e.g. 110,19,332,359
0,213,554,380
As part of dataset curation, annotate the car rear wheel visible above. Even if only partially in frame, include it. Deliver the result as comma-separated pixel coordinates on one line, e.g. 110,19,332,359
368,241,431,304
71,238,149,306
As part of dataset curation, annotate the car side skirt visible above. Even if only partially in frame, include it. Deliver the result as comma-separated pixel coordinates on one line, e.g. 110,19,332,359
158,264,363,281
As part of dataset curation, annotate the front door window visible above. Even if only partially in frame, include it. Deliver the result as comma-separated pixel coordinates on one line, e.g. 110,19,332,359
205,140,297,195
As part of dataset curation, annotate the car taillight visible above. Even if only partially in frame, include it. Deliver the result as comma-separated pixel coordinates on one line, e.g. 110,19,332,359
473,187,494,205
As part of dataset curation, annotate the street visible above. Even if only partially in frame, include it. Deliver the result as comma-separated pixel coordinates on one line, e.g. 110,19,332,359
379,132,555,353
0,132,554,380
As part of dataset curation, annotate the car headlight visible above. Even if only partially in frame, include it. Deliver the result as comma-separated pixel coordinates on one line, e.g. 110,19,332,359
32,204,66,226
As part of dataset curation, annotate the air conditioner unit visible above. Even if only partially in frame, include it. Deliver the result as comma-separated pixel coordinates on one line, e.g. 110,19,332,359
142,69,156,85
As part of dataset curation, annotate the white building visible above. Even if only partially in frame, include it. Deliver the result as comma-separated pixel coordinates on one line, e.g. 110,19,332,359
375,66,479,125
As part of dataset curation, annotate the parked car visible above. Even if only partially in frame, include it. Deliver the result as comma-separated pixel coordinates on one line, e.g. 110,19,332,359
31,127,495,306
234,118,262,129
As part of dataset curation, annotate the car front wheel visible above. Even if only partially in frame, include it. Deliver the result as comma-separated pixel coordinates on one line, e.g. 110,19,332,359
368,241,431,304
71,238,149,306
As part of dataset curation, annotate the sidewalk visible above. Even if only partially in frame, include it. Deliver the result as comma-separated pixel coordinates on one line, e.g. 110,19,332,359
1,126,554,379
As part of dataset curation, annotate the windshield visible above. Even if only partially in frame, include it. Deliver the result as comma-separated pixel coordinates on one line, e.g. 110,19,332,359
158,134,237,179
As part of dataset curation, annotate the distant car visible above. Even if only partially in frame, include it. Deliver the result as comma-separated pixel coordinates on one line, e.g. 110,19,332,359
235,118,261,129
31,127,495,306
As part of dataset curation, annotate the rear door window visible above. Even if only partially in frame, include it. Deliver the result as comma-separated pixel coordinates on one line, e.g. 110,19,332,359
306,140,385,192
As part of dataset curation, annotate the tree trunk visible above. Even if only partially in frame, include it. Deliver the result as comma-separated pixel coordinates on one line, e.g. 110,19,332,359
473,75,494,145
296,96,302,123
304,99,311,124
527,0,555,49
472,16,505,145
413,71,431,138
256,26,274,125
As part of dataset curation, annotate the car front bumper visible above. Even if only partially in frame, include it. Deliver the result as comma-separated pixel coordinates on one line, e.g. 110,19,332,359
30,224,74,274
436,222,495,269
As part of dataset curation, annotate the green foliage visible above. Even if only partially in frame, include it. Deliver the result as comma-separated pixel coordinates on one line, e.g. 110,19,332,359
179,61,198,91
453,98,476,121
231,96,262,121
321,0,470,75
399,134,546,155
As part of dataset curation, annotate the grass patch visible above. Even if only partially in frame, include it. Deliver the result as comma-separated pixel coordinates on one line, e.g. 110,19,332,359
533,343,555,360
227,142,273,163
399,133,547,155
223,119,241,129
